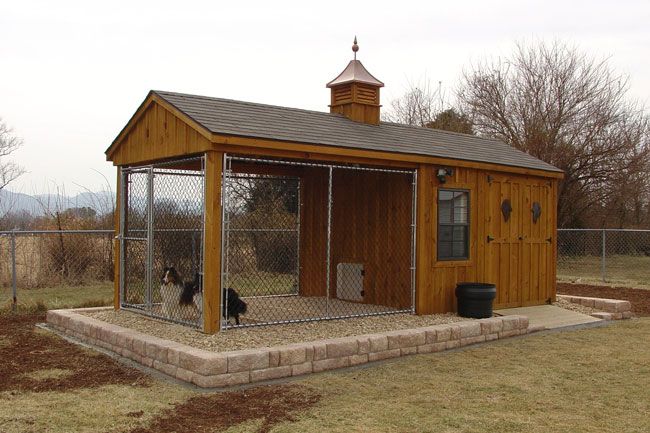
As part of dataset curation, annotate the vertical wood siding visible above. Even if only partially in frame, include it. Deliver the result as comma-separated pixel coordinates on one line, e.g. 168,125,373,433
299,167,413,308
416,166,558,313
111,102,212,166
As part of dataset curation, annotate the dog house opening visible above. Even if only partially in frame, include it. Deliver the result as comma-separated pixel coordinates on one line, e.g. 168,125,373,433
221,155,417,329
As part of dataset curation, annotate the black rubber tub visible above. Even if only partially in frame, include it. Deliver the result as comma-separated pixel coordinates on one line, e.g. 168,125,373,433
455,282,497,319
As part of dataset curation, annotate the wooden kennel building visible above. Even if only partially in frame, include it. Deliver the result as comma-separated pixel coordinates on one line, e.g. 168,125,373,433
106,43,562,333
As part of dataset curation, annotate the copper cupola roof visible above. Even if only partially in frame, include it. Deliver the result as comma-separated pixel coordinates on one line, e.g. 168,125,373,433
326,37,384,88
326,60,385,88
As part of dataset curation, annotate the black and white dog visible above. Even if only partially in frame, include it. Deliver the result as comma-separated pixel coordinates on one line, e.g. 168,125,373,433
160,266,191,318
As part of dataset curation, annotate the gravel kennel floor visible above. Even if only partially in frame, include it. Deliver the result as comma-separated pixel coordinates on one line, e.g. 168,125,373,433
124,296,414,329
242,296,399,324
84,309,467,352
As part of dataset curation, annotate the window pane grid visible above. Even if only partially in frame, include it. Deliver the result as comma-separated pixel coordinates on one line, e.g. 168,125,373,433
438,189,469,260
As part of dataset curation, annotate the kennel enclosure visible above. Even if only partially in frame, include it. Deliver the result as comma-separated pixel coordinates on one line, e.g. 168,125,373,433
107,44,562,333
118,152,417,330
221,156,416,328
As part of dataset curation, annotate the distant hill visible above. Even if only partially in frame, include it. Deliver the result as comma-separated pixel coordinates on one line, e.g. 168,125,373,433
0,189,115,216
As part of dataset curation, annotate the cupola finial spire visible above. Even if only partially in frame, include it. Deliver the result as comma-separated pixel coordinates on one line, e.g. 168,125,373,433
327,37,383,124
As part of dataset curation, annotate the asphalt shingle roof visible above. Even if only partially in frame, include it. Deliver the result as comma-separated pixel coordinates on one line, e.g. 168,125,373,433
154,90,561,173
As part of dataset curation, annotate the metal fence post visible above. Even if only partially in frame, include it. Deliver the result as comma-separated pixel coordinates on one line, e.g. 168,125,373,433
325,165,333,318
220,154,231,331
145,167,154,310
601,229,606,282
11,229,17,312
410,170,418,314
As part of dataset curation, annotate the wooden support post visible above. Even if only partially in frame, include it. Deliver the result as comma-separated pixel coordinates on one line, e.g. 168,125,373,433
415,164,436,315
113,167,122,310
203,151,223,333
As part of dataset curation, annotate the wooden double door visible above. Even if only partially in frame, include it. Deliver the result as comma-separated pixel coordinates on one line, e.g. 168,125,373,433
478,173,556,308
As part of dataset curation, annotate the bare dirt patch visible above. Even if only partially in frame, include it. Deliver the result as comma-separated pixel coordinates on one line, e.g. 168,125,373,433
557,282,650,316
126,384,320,433
0,313,150,392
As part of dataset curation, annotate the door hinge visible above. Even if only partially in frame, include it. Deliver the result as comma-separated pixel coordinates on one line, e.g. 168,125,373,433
360,269,365,277
546,236,552,243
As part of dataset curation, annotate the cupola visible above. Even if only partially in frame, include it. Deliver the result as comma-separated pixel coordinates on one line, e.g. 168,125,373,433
326,37,384,125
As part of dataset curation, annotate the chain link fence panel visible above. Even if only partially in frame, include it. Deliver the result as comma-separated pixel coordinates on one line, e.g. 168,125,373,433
120,156,205,328
0,230,114,310
221,156,416,329
558,229,650,287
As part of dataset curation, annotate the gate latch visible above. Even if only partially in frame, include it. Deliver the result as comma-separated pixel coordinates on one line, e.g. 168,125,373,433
487,235,494,243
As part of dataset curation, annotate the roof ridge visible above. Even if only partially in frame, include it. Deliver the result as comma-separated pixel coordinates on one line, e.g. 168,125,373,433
153,90,343,119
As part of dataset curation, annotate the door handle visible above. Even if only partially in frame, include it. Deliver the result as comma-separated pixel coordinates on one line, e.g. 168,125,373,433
487,235,494,243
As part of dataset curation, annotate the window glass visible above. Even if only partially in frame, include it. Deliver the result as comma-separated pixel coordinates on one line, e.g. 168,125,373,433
438,190,453,224
438,189,469,260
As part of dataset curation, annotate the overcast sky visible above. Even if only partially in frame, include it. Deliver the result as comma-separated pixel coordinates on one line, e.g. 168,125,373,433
1,0,649,195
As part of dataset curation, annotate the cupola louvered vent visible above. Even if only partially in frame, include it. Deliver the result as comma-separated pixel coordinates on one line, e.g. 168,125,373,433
326,38,384,125
332,85,353,104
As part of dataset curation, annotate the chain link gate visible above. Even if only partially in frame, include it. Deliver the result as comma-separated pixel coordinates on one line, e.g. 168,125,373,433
120,156,205,327
221,155,417,329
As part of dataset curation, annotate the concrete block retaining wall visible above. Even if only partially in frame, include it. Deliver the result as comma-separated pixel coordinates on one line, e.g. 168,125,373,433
46,309,531,389
557,295,632,320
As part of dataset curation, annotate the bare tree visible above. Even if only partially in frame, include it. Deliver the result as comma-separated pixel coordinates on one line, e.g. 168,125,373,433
383,79,444,126
0,119,25,191
384,81,475,135
427,108,474,135
457,41,650,228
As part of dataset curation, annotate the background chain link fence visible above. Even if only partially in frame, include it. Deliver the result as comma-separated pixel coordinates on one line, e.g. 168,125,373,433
4,223,649,317
558,229,650,287
0,230,114,310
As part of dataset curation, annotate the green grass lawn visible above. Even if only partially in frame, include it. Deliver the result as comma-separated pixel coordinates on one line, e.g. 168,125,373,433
558,254,650,288
0,281,113,311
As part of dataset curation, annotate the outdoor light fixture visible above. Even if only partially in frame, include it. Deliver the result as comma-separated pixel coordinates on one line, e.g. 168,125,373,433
436,167,453,183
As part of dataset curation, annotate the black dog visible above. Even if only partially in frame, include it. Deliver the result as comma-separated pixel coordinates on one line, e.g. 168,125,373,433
177,271,247,325
223,287,247,325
